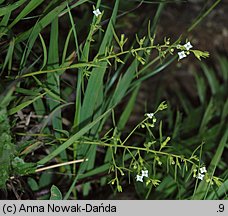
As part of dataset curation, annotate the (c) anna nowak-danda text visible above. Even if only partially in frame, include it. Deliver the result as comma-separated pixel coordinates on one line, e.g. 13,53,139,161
16,203,117,213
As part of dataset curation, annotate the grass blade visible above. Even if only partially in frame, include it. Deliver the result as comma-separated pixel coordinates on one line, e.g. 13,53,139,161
192,129,228,199
38,108,112,165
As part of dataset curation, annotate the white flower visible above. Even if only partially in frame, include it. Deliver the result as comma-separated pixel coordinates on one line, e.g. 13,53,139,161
178,51,187,60
196,173,205,181
146,113,154,119
93,9,101,17
136,175,143,182
184,42,193,50
200,167,207,174
141,170,149,178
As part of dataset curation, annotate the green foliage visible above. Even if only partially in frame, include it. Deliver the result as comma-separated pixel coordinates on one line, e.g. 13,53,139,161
50,185,63,200
0,83,14,188
0,81,37,189
148,57,228,199
0,0,225,199
0,107,14,188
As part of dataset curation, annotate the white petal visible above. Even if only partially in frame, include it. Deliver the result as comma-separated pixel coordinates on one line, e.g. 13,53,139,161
146,113,154,119
141,170,149,178
136,175,143,182
200,167,207,173
196,173,205,180
93,9,101,17
178,51,187,60
184,42,193,50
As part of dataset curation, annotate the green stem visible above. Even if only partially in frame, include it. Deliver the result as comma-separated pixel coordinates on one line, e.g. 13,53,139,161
121,118,148,145
188,0,222,32
71,140,197,166
98,44,176,62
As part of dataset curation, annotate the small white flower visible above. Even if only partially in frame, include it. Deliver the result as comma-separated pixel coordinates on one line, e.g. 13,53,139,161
93,8,101,17
146,113,154,119
184,42,193,50
196,173,205,181
141,170,149,178
136,175,143,182
178,51,187,60
200,167,207,174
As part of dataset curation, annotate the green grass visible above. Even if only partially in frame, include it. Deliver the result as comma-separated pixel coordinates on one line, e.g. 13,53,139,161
0,0,226,200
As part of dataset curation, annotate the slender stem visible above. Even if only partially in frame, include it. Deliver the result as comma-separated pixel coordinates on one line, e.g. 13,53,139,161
98,44,176,62
35,158,88,173
75,140,196,166
121,118,148,145
188,0,222,32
